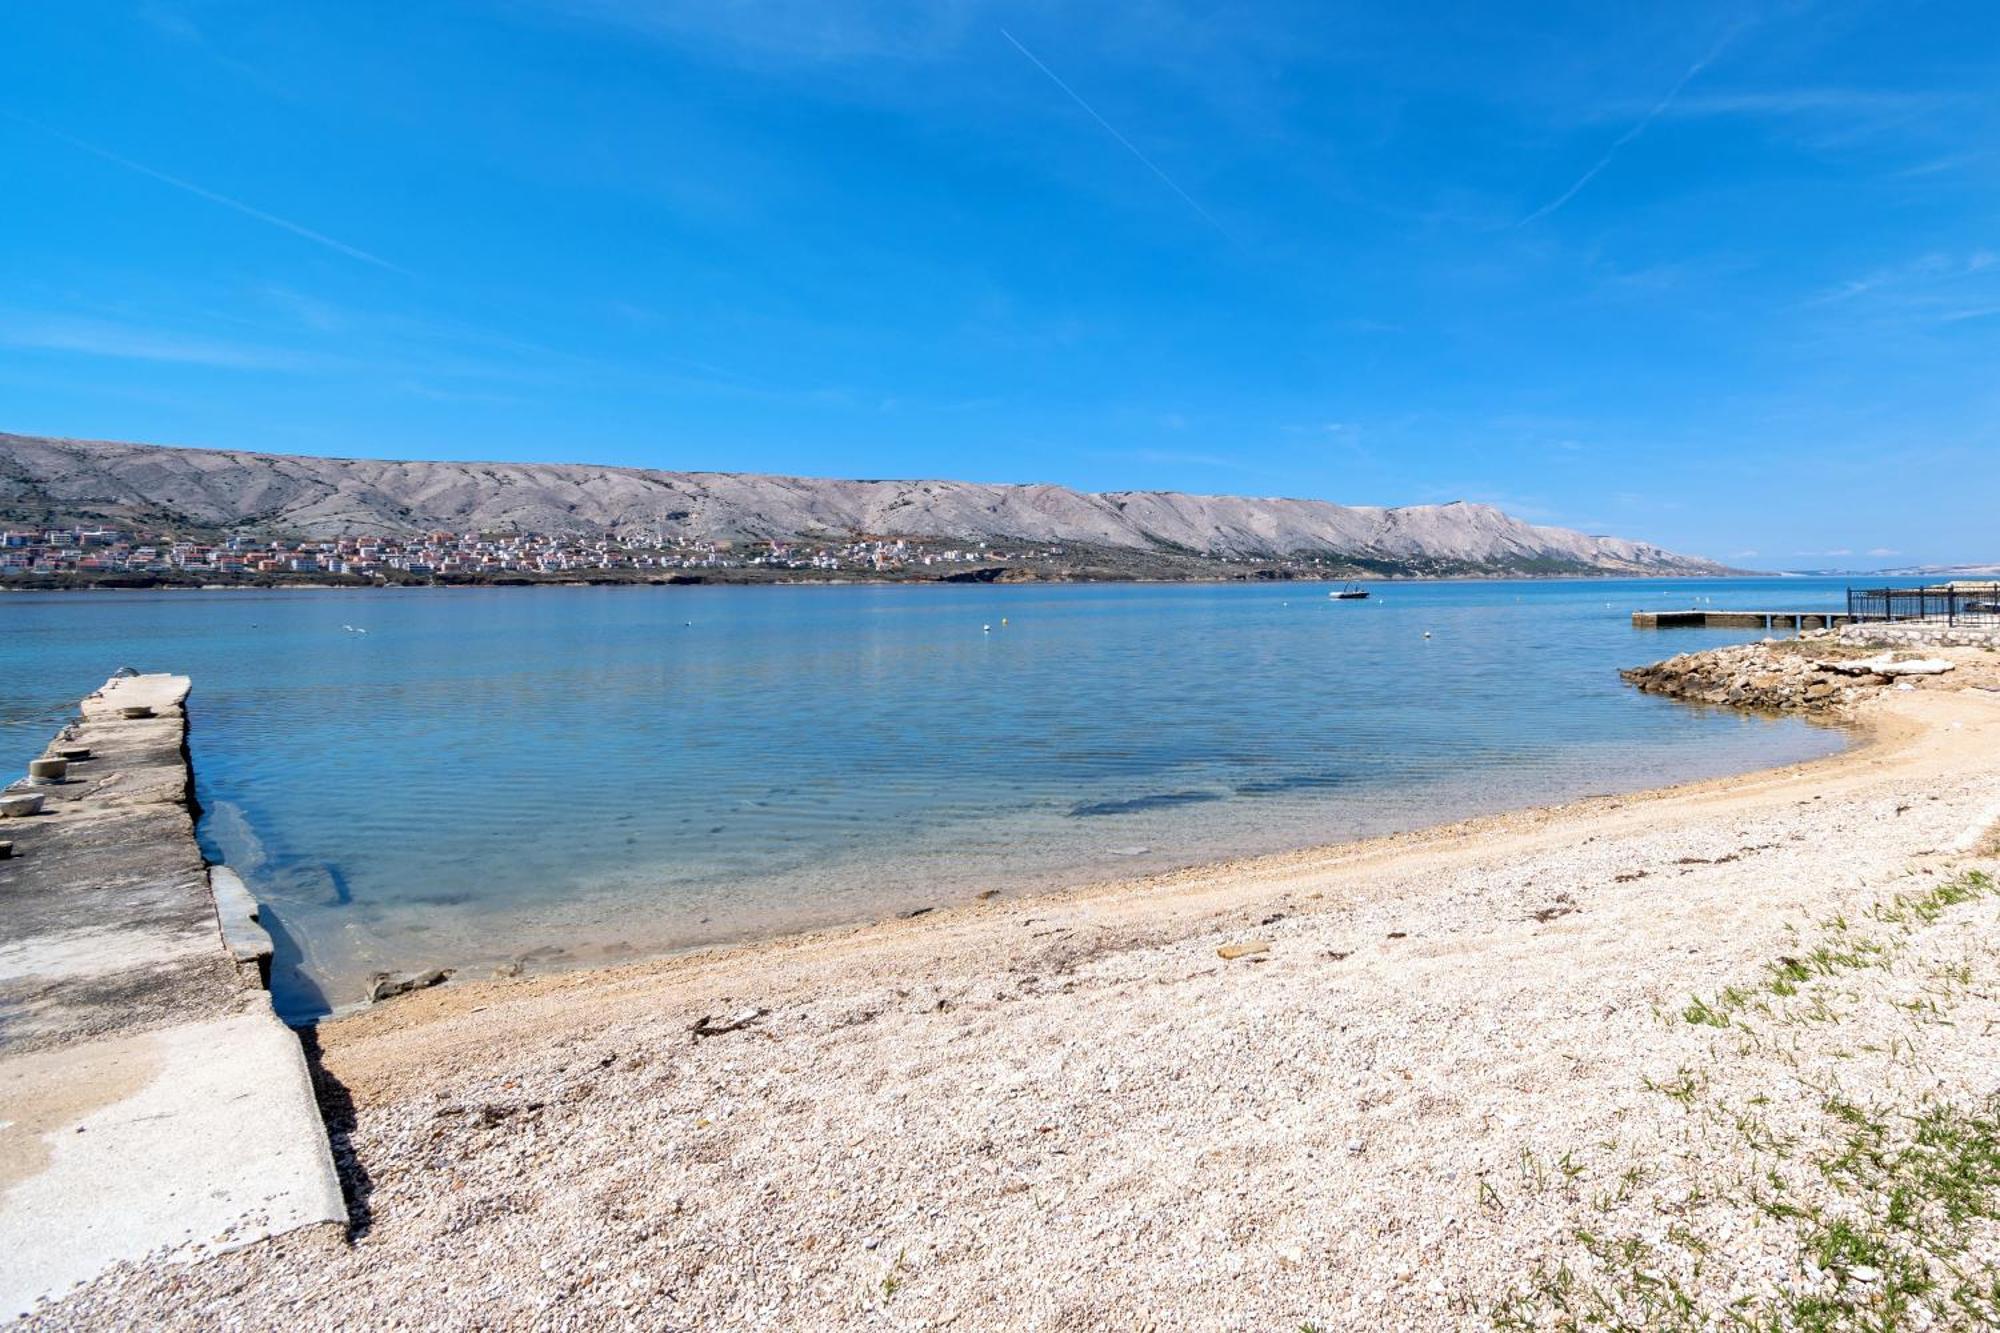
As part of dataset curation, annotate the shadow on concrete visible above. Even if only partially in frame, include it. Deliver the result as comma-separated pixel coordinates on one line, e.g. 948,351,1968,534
298,1027,374,1238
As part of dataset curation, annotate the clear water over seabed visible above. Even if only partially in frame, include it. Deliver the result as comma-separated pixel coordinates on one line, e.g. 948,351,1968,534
1,577,1852,1021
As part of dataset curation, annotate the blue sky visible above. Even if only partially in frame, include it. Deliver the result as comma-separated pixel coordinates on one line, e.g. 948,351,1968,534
2,1,1995,568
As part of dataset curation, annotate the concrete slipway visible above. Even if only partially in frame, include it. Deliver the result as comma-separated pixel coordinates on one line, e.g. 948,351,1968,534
0,674,344,1320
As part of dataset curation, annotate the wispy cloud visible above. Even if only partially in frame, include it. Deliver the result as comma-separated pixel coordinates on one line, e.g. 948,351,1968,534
1119,447,1255,470
1644,86,1971,157
1804,251,1998,315
257,285,350,333
552,0,981,64
395,380,526,405
137,2,298,100
0,314,325,370
5,113,409,274
999,27,1230,239
1894,150,1989,179
1518,33,1733,227
1658,88,1958,119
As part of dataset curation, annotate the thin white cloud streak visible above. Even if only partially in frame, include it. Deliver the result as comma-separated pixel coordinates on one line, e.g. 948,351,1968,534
0,314,327,370
1658,88,1956,119
1517,34,1732,227
999,27,1230,239
1803,251,1997,307
1124,447,1250,469
6,113,410,275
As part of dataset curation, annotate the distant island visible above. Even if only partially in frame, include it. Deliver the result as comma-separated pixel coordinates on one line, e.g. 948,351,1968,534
0,431,1731,586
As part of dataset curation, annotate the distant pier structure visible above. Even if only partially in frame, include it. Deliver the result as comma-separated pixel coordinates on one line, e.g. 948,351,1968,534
1631,609,1849,631
1633,582,2000,631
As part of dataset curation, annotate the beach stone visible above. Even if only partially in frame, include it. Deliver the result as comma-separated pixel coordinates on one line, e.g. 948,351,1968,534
369,968,454,1002
1217,941,1270,960
1877,658,1954,677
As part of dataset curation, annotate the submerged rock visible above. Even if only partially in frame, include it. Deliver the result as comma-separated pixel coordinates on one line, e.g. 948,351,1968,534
368,968,454,1003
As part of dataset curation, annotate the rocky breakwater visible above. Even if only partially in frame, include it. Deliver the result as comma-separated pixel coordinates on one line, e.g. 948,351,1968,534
1620,637,1964,713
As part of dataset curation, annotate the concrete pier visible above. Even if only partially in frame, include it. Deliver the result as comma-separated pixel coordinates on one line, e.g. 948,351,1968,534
0,673,344,1319
1631,609,1852,630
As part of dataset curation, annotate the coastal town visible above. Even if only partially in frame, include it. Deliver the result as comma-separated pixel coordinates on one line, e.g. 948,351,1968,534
0,522,1377,585
0,524,1061,583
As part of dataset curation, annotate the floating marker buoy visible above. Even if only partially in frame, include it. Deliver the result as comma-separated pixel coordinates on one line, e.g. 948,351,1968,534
983,624,992,633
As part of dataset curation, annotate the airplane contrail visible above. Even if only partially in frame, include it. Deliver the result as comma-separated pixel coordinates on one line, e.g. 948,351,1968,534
5,111,410,274
1517,33,1733,227
999,27,1230,239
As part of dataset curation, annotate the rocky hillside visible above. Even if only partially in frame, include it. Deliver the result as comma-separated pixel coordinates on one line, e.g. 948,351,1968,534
0,432,1728,575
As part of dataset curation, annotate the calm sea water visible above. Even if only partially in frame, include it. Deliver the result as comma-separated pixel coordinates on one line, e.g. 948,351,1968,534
1,577,1852,1020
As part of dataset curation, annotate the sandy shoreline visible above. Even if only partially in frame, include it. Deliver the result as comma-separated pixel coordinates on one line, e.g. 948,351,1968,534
324,707,1881,1062
25,646,2000,1329
301,704,1850,1024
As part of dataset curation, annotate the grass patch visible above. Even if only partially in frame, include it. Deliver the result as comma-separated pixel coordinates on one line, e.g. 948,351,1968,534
1488,870,2000,1330
1674,873,1995,1030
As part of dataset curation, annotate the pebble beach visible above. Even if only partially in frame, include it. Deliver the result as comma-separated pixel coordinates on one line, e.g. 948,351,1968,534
22,639,2000,1330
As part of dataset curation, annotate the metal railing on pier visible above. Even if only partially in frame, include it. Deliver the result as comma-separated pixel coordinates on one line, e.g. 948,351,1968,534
1847,584,2000,627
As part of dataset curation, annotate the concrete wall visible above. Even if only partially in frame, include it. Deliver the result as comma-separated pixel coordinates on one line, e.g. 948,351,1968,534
1839,623,2000,650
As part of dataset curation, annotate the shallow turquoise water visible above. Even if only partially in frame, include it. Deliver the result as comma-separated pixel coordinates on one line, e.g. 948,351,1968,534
0,577,1852,1020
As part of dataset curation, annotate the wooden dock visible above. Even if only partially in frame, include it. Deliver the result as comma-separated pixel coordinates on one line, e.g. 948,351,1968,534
1632,610,1851,630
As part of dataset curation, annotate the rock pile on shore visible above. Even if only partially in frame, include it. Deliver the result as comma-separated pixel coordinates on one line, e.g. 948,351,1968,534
1619,638,1953,712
